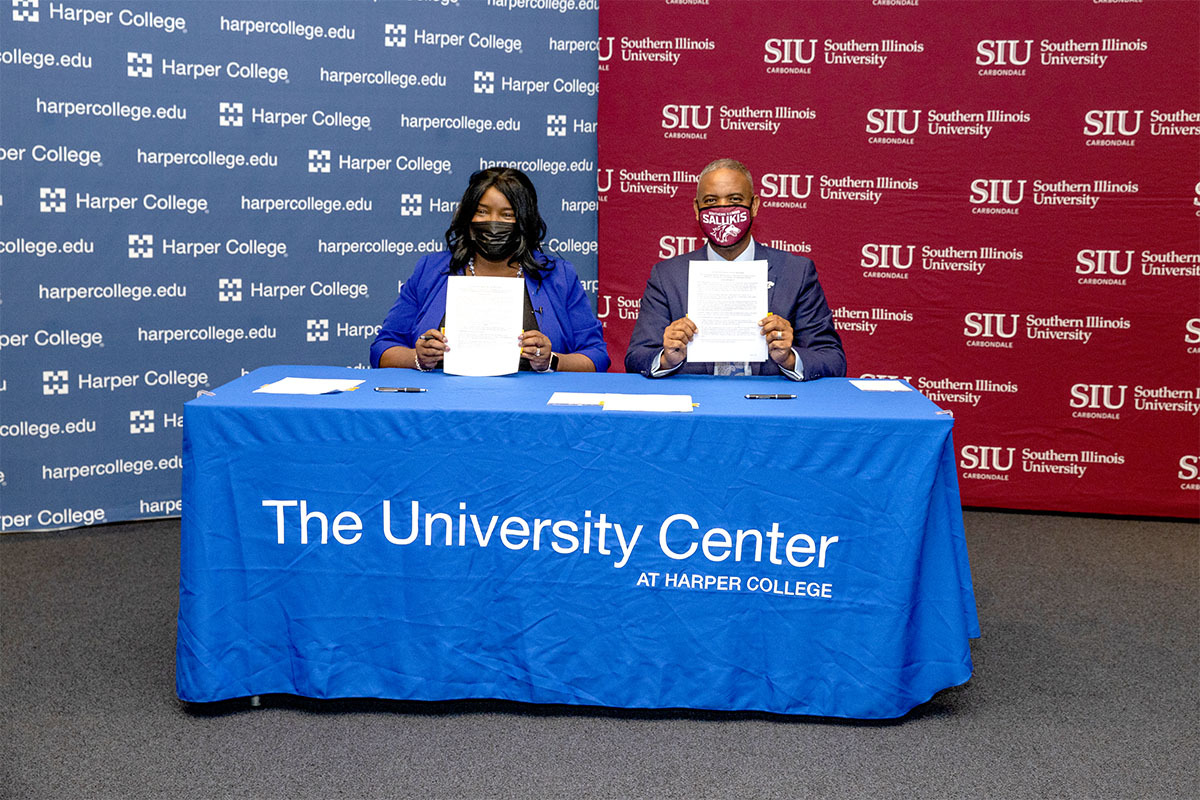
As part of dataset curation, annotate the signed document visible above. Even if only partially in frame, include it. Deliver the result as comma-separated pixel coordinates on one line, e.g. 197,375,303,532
442,276,523,376
686,260,768,363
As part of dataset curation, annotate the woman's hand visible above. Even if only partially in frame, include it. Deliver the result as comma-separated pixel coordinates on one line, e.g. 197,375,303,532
519,331,553,372
415,329,448,370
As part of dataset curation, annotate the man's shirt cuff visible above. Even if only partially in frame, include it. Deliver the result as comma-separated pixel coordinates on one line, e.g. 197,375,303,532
779,348,804,381
649,350,684,377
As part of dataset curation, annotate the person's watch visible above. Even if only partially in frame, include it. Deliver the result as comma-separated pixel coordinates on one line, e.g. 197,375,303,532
537,352,559,373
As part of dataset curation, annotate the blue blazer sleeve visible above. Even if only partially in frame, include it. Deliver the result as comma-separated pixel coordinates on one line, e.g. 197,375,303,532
371,253,610,371
370,254,445,368
535,257,611,372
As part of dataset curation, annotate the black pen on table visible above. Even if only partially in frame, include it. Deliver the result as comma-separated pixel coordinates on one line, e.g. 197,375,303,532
745,394,796,400
375,387,427,393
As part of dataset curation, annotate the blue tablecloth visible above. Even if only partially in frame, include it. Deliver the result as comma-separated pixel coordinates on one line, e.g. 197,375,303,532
178,366,978,718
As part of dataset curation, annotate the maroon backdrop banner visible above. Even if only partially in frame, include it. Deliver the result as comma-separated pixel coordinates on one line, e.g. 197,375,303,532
597,0,1199,518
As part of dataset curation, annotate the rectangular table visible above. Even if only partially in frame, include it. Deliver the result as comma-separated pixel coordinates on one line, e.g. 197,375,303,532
177,366,979,719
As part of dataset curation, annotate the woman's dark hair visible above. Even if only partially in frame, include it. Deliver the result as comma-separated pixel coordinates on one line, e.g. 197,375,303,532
444,167,551,280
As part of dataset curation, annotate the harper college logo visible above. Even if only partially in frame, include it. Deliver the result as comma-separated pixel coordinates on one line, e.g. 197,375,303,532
12,0,38,23
130,410,155,434
308,149,331,173
42,369,69,395
306,319,329,342
219,101,243,127
40,187,66,213
218,278,242,302
127,52,153,78
129,234,154,258
385,23,406,47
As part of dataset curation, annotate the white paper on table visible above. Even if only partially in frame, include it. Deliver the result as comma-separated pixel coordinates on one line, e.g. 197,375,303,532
849,379,912,392
686,260,769,363
547,392,608,406
253,377,365,394
442,275,524,376
601,393,694,413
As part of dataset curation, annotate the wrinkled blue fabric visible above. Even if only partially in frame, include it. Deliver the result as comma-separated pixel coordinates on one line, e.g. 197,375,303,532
178,367,978,719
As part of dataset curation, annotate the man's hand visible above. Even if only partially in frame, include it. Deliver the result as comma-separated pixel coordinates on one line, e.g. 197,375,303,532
760,315,796,371
662,317,697,369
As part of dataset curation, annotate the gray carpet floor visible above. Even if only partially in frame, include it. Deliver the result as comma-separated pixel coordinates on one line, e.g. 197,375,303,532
1,510,1196,800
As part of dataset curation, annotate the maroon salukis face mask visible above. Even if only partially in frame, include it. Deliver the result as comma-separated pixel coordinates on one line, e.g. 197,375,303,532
698,204,753,247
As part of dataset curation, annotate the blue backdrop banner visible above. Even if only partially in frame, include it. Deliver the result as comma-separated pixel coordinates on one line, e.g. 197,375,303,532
0,0,600,532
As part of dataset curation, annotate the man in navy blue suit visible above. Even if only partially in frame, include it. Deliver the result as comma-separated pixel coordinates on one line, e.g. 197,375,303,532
625,158,846,380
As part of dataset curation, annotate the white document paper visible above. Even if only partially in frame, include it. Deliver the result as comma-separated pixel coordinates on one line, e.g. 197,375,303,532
601,393,694,413
442,275,524,376
253,377,364,395
547,392,608,406
849,379,912,392
686,260,769,363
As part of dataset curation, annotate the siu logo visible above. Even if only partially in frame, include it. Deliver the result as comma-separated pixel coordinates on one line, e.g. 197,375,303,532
861,244,914,270
1185,318,1200,345
661,105,713,130
970,179,1026,206
598,36,614,62
963,313,1019,339
763,38,817,65
866,109,922,135
976,39,1033,66
1083,110,1143,137
1179,455,1200,481
1069,383,1127,410
759,173,813,200
1076,249,1133,276
596,168,613,194
658,235,703,259
960,445,1015,473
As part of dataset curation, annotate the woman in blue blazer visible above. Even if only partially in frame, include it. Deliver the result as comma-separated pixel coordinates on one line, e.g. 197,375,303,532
371,167,609,373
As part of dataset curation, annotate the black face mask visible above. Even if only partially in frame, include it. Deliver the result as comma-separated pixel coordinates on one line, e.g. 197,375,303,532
469,221,521,262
